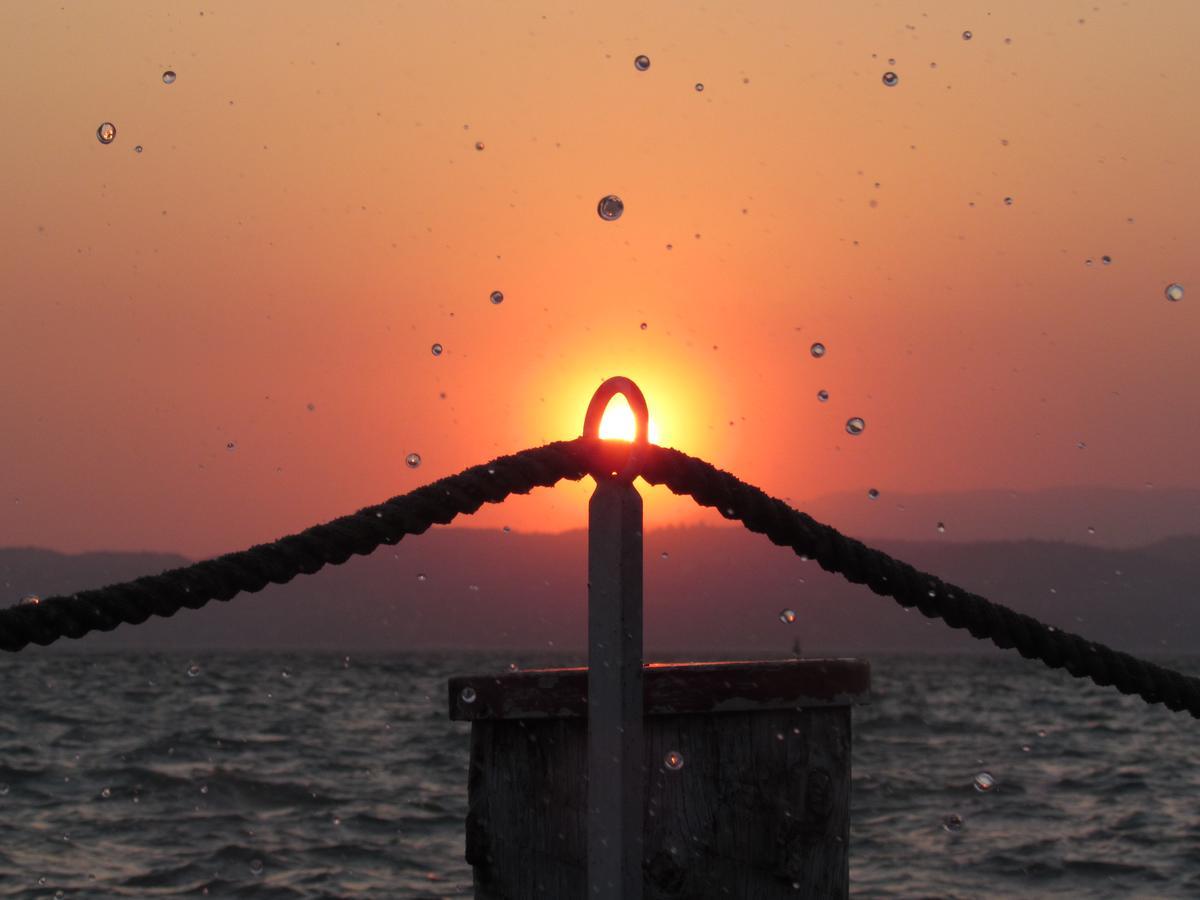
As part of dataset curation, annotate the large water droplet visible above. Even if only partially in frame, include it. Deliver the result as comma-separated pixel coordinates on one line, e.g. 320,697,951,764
187,663,201,678
664,750,684,771
96,122,116,144
694,82,705,92
405,452,421,469
882,71,899,87
416,573,427,582
134,145,143,154
490,290,504,305
1003,196,1013,206
936,521,946,533
845,417,865,435
431,342,443,356
225,441,236,451
973,772,996,792
867,488,879,500
460,686,477,703
810,342,826,358
779,608,797,624
100,787,112,799
817,389,829,402
249,859,264,875
634,54,651,71
1101,255,1112,265
942,813,964,833
1165,283,1184,302
597,195,624,221
162,70,177,85
962,30,973,40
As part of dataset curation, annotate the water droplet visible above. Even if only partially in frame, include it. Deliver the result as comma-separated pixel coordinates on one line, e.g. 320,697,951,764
1077,441,1087,450
280,669,291,679
936,522,946,533
19,594,40,606
887,58,896,66
306,402,316,412
0,783,8,796
639,321,648,331
868,488,879,500
779,608,797,624
845,417,865,435
942,813,964,833
416,573,427,582
490,290,504,305
134,145,143,154
816,389,829,402
1003,196,1013,206
597,195,624,221
1101,255,1112,265
1085,258,1094,267
162,70,177,84
1037,729,1047,738
1087,526,1096,535
474,141,485,151
664,750,684,771
973,772,996,792
249,858,264,875
431,342,443,356
502,525,511,533
96,122,116,144
810,342,826,358
962,30,973,40
460,686,477,703
100,787,111,799
882,71,899,87
660,551,669,559
1021,744,1031,752
1165,283,1184,302
187,663,201,678
225,441,236,451
405,452,421,468
694,82,704,92
634,54,651,71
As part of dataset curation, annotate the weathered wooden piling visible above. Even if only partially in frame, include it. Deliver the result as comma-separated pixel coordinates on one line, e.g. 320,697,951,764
449,658,870,898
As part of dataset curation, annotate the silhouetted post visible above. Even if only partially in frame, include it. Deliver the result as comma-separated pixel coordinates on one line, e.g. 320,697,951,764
587,477,644,899
447,376,870,898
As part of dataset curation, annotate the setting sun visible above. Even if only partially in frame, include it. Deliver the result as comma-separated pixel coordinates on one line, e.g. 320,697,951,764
598,395,660,444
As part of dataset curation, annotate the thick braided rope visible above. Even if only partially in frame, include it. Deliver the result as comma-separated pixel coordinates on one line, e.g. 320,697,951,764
3,439,1197,718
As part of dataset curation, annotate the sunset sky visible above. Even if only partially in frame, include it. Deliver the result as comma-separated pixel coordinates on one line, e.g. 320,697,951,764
1,1,1197,559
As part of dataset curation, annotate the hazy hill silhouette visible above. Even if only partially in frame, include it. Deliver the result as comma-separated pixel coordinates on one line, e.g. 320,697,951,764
3,523,1198,657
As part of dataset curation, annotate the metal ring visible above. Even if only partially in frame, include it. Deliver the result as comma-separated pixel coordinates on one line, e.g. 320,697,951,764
581,376,650,482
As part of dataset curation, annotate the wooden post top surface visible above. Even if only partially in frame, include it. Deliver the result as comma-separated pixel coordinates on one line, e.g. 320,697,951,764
449,658,870,722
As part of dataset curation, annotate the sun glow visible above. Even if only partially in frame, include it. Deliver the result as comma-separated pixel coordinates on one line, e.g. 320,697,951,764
598,395,660,444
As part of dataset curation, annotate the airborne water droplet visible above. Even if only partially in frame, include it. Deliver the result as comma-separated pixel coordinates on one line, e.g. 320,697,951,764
1003,196,1013,206
187,663,201,678
1101,255,1112,265
100,787,111,799
810,342,826,358
97,122,116,144
867,488,879,500
882,71,899,87
634,54,651,71
460,686,477,703
490,290,504,305
249,859,263,875
973,772,996,792
694,83,704,92
779,608,797,624
845,417,865,435
664,750,684,771
942,813,964,833
597,195,624,221
162,70,177,84
817,389,829,402
405,452,421,468
134,145,143,154
936,522,946,533
431,342,443,356
1165,283,1184,302
962,30,973,40
474,141,485,151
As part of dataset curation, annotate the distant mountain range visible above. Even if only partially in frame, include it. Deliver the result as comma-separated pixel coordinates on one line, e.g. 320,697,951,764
3,515,1198,658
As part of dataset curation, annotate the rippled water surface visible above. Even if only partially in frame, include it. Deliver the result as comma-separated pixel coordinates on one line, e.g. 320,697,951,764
0,652,1196,898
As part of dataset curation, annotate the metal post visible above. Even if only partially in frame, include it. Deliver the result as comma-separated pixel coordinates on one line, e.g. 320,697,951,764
581,375,650,900
588,477,644,899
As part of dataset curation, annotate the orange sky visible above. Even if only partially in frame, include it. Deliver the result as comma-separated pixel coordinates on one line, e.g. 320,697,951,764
1,1,1198,558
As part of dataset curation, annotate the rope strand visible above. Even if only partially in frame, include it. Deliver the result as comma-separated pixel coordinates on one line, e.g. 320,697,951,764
3,438,1198,717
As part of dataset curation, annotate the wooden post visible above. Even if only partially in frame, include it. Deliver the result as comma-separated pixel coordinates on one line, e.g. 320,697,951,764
450,659,870,898
587,478,644,899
